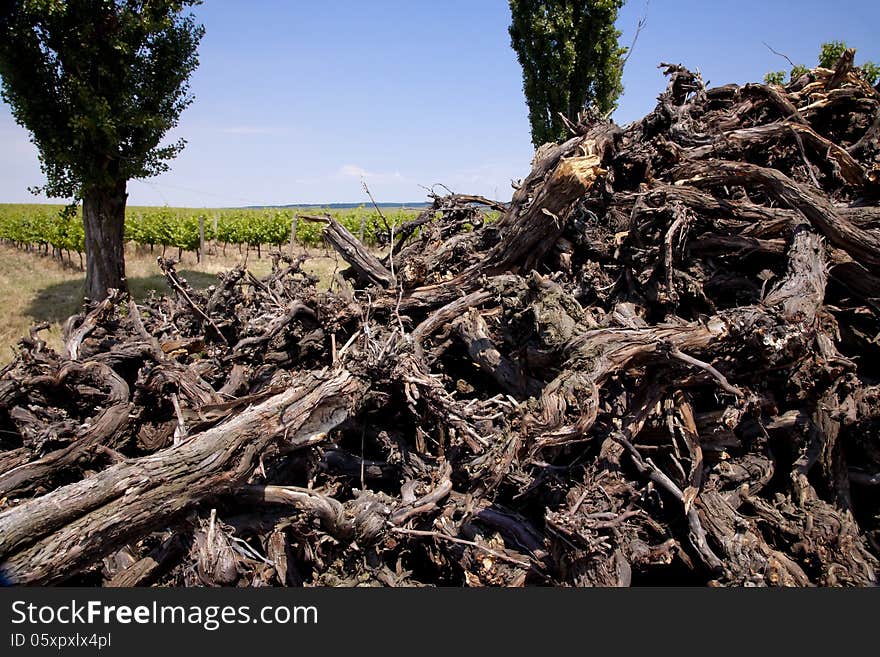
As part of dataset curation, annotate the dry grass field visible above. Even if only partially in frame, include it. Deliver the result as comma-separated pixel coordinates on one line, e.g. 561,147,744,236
0,243,339,362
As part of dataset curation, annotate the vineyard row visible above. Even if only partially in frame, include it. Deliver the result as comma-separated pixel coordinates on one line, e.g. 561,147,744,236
0,204,419,265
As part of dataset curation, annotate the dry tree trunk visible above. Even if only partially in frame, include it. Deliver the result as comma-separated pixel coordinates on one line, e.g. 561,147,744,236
0,369,365,584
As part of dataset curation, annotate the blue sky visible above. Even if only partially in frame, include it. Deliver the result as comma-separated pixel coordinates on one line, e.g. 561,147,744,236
1,0,878,207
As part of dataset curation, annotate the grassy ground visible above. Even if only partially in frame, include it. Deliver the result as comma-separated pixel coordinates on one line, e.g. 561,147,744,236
0,243,339,363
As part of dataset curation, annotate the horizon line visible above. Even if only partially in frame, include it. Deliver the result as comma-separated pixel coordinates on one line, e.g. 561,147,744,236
0,200,433,209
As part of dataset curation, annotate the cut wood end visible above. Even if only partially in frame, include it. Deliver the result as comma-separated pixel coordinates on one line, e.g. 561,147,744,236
553,154,606,193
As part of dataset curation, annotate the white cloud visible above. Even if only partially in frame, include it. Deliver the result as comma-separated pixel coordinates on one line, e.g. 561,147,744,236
339,164,369,178
218,126,275,135
338,164,406,183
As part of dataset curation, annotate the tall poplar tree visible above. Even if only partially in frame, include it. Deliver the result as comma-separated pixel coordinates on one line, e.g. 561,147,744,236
509,0,626,147
0,1,204,299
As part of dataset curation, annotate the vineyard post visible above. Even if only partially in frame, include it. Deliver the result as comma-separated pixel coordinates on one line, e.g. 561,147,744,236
198,215,205,263
359,211,366,243
289,213,299,258
213,213,219,255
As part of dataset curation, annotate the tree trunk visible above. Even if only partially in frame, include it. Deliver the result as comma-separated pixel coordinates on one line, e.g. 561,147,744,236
82,181,128,300
0,368,366,584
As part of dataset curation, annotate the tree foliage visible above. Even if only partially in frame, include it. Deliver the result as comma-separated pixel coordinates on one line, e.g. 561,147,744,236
509,0,626,148
764,41,878,87
0,0,205,200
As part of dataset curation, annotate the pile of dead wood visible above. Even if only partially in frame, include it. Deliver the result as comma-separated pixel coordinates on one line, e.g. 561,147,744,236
1,53,879,587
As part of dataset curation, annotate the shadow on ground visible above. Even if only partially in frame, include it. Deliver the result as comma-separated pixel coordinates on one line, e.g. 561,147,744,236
25,270,220,324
